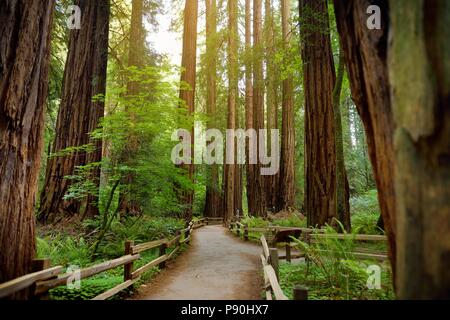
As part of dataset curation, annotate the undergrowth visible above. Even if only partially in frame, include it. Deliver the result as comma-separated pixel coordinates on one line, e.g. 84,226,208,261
280,225,394,300
37,216,185,300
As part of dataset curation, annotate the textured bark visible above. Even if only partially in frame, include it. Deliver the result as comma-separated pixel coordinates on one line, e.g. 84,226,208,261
300,0,337,227
390,0,450,299
245,0,255,215
39,0,110,223
332,51,351,232
127,0,145,92
120,0,144,216
0,0,53,296
278,0,296,212
333,0,396,273
177,0,198,221
84,0,110,219
223,0,238,220
264,0,279,210
252,0,267,217
203,0,222,218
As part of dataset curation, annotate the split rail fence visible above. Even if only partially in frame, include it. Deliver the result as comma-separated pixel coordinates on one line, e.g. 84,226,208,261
0,220,204,300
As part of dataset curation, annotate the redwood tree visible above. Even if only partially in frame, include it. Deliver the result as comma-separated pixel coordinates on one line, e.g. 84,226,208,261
252,0,267,217
333,0,396,271
0,0,53,293
390,0,450,299
245,0,255,216
264,0,280,210
332,50,351,232
223,0,238,220
300,0,337,227
278,0,296,212
120,0,145,215
39,0,110,223
203,0,222,218
177,0,198,221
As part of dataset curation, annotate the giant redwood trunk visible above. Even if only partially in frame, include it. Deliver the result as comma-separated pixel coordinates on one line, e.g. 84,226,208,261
389,0,450,299
278,0,296,212
0,0,53,294
177,0,198,221
252,0,267,217
245,0,255,216
203,0,222,218
120,0,144,216
333,0,396,273
300,0,337,227
264,0,279,211
223,0,238,220
39,0,110,223
333,51,351,232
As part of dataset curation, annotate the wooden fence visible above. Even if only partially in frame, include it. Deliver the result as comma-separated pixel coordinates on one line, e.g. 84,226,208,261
229,220,388,262
260,235,308,300
0,220,203,300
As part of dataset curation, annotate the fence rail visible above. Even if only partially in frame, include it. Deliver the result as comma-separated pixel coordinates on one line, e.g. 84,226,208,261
228,219,388,262
0,219,201,300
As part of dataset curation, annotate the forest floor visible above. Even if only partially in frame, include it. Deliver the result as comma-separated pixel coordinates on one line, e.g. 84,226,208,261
131,225,263,300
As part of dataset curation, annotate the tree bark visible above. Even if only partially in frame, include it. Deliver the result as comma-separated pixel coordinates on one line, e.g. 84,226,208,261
177,0,198,221
245,0,255,216
120,0,145,216
39,0,110,223
332,50,351,232
389,0,450,299
203,0,222,218
300,0,337,227
264,0,279,211
252,0,267,217
278,0,296,212
333,0,396,273
0,0,53,296
223,0,238,220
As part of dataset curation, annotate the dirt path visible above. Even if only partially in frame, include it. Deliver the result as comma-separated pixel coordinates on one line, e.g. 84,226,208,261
133,225,263,300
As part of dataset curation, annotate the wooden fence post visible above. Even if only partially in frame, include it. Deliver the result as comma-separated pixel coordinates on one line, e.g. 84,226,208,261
285,244,291,263
271,228,277,247
124,240,134,281
185,221,191,245
159,242,167,268
244,224,249,241
205,217,209,226
30,259,51,300
237,223,241,237
293,286,308,300
269,248,279,281
175,230,181,246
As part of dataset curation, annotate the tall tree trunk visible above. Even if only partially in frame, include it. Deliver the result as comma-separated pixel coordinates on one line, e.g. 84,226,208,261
264,0,279,211
245,0,255,216
390,0,450,299
224,0,238,221
0,0,53,296
39,0,110,223
333,50,351,232
252,0,267,217
300,0,337,228
120,0,145,215
178,0,198,221
84,0,110,219
278,0,296,212
203,0,222,218
333,0,396,274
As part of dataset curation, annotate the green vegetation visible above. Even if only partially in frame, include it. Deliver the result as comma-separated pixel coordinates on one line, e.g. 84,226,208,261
281,226,393,300
351,190,383,235
37,216,184,300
